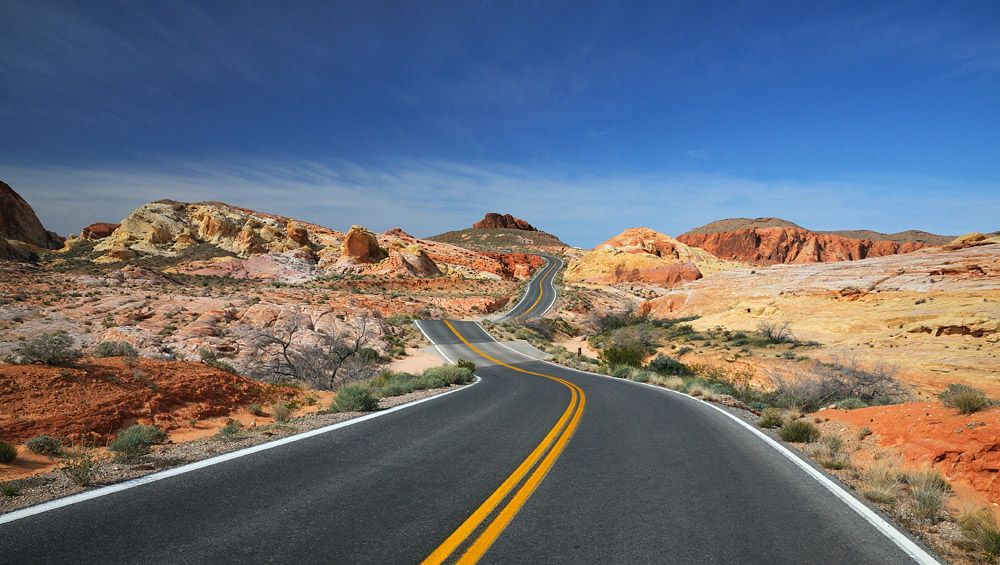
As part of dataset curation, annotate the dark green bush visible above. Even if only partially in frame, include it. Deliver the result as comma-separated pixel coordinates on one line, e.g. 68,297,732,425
778,420,821,443
456,358,476,372
331,385,379,412
598,345,645,368
9,331,82,366
214,421,243,440
758,408,785,429
93,340,138,358
25,434,63,456
424,365,474,386
108,425,167,460
939,383,990,414
0,441,17,463
648,355,692,376
611,365,634,379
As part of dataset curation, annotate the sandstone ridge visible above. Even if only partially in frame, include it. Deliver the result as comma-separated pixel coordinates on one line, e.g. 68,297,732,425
678,223,930,266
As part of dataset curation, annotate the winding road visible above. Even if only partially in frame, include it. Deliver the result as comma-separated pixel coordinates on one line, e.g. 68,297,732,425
496,255,562,321
0,255,941,563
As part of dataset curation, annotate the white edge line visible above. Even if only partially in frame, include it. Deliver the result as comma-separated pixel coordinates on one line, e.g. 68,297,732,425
449,325,940,565
414,319,455,364
537,257,562,317
1,368,480,526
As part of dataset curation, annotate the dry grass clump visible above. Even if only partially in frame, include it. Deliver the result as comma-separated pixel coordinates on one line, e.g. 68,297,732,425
650,375,684,390
778,419,820,443
958,507,1000,561
939,383,991,415
860,461,902,504
809,435,852,470
900,467,951,522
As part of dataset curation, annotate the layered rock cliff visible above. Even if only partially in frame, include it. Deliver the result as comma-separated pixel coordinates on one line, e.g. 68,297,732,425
473,213,537,231
0,181,64,257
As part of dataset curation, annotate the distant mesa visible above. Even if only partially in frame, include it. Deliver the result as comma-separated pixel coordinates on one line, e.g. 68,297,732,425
473,213,537,232
0,180,65,260
677,217,951,266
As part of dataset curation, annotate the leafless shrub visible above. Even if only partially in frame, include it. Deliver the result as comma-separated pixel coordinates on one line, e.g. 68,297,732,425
768,355,909,411
758,320,793,343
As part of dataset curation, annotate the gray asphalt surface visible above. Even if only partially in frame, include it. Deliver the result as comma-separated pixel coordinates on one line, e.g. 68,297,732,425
0,320,939,564
496,255,562,321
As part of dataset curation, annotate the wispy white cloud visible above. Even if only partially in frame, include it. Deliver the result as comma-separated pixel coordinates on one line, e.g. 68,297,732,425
5,157,997,249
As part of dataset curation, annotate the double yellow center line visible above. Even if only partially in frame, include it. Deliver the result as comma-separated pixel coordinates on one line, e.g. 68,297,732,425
518,258,558,318
422,320,585,565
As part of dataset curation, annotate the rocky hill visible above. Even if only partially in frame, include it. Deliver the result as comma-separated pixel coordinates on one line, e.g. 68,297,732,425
0,181,64,260
677,218,943,266
564,227,743,287
53,200,541,282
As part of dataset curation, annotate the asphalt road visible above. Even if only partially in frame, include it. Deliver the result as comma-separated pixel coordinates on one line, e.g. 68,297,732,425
496,255,562,321
1,320,939,563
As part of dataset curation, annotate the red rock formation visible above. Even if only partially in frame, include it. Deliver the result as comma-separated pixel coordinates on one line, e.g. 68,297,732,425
677,226,928,266
81,222,120,240
473,213,537,231
341,226,388,263
0,180,64,250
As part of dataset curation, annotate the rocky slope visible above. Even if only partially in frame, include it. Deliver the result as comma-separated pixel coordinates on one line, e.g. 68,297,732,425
677,217,942,266
642,243,1000,395
58,200,539,283
564,227,744,287
0,181,64,260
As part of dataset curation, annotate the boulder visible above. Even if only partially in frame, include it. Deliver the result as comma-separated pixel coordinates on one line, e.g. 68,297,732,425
0,180,64,251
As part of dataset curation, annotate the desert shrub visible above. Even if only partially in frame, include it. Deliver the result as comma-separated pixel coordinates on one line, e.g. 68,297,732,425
631,371,653,383
611,365,634,379
910,485,946,522
271,401,293,423
650,375,684,390
675,346,693,357
648,355,692,376
758,408,785,429
456,358,476,372
25,434,63,456
0,441,17,463
939,383,990,414
959,508,1000,559
215,421,243,440
330,385,379,412
1,484,18,496
901,467,950,493
860,461,901,504
9,331,82,366
93,340,138,359
758,320,793,343
810,435,851,470
856,425,873,440
778,420,820,443
592,310,647,333
835,398,868,410
598,345,645,368
248,404,264,416
199,348,238,375
424,365,474,386
769,356,909,411
109,425,167,460
59,446,99,486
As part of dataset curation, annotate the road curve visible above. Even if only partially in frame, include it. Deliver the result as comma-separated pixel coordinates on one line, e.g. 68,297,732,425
0,320,939,563
496,255,562,321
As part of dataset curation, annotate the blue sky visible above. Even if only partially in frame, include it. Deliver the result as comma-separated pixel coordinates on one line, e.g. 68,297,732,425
1,1,997,248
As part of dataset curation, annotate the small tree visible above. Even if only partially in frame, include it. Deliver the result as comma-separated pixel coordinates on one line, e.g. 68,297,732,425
758,320,793,344
7,331,82,366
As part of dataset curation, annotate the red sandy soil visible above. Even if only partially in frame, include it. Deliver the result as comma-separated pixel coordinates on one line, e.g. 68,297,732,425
825,402,1000,510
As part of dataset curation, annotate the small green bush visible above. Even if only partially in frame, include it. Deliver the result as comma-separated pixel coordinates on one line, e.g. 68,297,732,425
910,485,945,521
631,371,652,383
939,383,990,414
456,358,476,372
778,420,820,443
598,345,645,368
1,483,18,496
758,408,785,428
648,355,692,376
25,434,63,456
0,441,17,463
424,365,474,386
248,404,264,416
9,331,82,366
331,385,379,412
611,365,634,379
93,340,138,358
59,446,99,486
835,398,868,410
215,421,243,440
108,425,167,460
